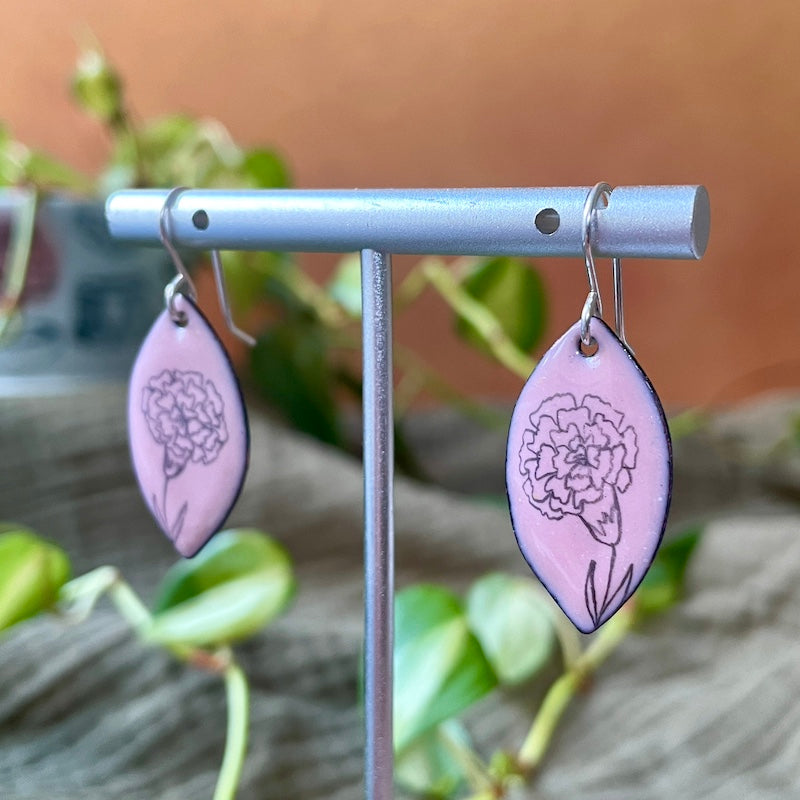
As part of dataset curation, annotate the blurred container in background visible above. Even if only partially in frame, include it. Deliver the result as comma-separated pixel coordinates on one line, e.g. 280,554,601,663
0,191,171,395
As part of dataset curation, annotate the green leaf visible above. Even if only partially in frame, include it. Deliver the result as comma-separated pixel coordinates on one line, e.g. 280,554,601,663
97,162,137,194
792,414,800,449
636,527,702,616
250,318,342,445
456,257,547,354
395,720,471,798
216,251,269,315
394,585,497,752
0,140,14,186
241,149,291,188
667,409,707,441
148,529,294,647
71,48,124,124
327,254,362,318
0,127,26,186
22,151,91,192
0,525,70,632
104,114,243,189
466,573,555,685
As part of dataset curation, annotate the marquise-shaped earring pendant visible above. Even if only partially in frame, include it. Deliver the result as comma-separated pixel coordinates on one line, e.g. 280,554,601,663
128,293,249,558
506,318,672,633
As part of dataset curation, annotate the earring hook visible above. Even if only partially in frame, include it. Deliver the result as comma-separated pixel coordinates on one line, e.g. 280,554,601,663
612,255,632,351
579,182,630,350
210,250,257,347
580,182,611,347
159,189,255,345
160,187,197,326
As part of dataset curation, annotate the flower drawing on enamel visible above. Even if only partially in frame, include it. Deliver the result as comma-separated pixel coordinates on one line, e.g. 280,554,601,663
518,392,639,628
142,368,228,539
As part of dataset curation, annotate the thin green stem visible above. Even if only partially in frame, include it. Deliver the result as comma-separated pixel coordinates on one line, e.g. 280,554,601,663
419,261,535,380
550,612,582,671
394,256,476,312
261,257,350,328
106,574,152,633
0,188,37,342
394,344,508,430
325,329,508,430
394,258,431,309
437,725,494,795
214,657,250,800
59,567,248,798
102,573,230,670
116,114,149,188
516,602,636,773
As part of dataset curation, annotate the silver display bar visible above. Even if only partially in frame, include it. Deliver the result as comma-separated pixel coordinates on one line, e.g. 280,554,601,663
105,185,709,259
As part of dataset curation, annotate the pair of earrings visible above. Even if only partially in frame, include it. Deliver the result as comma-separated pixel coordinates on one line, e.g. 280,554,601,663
128,184,672,635
127,188,252,558
506,183,672,633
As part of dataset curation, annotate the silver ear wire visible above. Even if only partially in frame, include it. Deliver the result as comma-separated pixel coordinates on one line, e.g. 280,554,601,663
580,183,631,351
580,182,611,347
159,188,255,344
159,187,197,325
612,255,632,352
210,250,256,347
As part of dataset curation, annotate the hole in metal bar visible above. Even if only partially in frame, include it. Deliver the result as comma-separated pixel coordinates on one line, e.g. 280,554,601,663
534,208,560,235
192,209,209,230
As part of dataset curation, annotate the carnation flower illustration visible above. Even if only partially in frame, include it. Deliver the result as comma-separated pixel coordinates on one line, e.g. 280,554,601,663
141,369,228,539
518,392,639,627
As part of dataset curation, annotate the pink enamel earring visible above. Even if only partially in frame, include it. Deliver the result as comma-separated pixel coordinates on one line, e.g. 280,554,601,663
506,183,672,633
127,188,252,558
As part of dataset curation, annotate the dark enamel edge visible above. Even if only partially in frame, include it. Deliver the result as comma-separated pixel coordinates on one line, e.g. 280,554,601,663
504,317,674,634
127,296,251,559
179,297,251,558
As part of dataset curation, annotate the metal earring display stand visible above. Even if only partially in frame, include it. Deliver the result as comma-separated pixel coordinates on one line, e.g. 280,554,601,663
106,185,710,800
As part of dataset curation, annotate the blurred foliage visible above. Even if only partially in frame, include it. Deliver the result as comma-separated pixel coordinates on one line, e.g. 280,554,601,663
395,720,475,799
457,256,547,356
149,528,295,646
394,585,497,752
636,527,701,617
394,524,703,799
0,525,70,633
4,524,293,800
466,572,555,685
0,45,550,471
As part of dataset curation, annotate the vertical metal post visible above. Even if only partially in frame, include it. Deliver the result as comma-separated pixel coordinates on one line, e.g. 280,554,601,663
360,249,395,800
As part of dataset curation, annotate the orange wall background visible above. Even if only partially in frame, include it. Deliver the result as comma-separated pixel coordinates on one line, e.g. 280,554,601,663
2,0,799,410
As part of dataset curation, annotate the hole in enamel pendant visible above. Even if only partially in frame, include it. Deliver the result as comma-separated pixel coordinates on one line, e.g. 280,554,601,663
579,337,599,357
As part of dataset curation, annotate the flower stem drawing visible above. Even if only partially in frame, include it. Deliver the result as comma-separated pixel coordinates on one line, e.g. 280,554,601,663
150,477,189,541
518,393,639,627
141,369,228,539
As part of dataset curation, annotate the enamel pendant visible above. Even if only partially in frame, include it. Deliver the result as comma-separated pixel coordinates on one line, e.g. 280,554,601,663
128,293,249,557
506,318,672,633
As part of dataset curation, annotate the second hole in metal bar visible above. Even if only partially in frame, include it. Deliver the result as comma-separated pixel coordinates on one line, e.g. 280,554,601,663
534,208,560,235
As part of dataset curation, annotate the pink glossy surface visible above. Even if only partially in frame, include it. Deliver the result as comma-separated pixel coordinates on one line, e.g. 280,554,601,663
506,318,671,632
128,295,248,557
